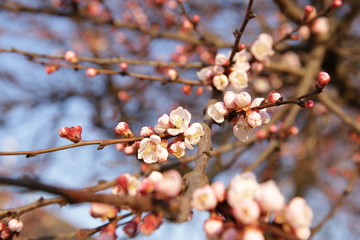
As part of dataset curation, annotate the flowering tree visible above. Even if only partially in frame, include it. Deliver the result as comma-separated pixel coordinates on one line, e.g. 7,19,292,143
0,0,359,239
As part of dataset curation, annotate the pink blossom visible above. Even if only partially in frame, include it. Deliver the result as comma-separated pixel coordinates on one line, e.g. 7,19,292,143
232,198,260,224
154,114,171,134
8,219,23,232
211,181,225,202
204,218,223,236
213,74,229,90
242,228,264,240
247,112,262,128
167,107,191,135
250,33,275,62
234,91,251,109
207,102,228,123
124,143,138,155
154,170,182,198
228,70,248,90
227,172,258,208
138,135,168,163
250,97,265,108
184,122,204,149
191,185,217,211
255,180,285,213
285,197,313,229
223,91,236,109
98,224,117,240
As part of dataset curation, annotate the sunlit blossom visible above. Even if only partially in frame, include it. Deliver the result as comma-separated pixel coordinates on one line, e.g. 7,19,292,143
138,135,168,163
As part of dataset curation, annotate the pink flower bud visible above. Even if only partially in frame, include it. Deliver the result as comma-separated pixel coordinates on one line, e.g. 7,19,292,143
317,71,331,88
222,228,238,240
114,122,134,137
303,5,316,21
86,67,98,77
166,68,178,81
196,86,203,96
115,143,127,151
304,100,315,108
99,224,117,240
295,227,311,240
123,215,141,238
192,14,200,24
215,53,229,66
204,218,223,237
182,85,192,96
124,143,138,155
120,62,128,71
223,91,236,109
182,19,193,30
256,129,267,139
8,219,23,232
140,126,154,136
234,92,251,108
331,0,342,8
58,125,82,143
139,213,163,235
45,65,57,74
267,92,282,103
0,229,11,239
269,124,278,133
64,50,78,63
117,90,131,101
287,125,299,136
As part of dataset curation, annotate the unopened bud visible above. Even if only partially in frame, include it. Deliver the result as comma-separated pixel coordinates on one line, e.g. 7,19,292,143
64,51,78,63
59,126,82,143
303,5,316,21
331,0,342,8
304,100,315,108
86,68,98,77
114,122,134,137
192,14,200,24
8,219,23,232
266,92,282,103
120,62,128,71
317,71,331,88
182,85,192,96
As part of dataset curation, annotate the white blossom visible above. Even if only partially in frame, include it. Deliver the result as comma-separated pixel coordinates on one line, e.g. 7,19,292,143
138,135,168,163
184,122,204,149
213,74,229,90
228,70,248,90
227,172,259,208
250,33,275,62
167,107,191,136
207,102,228,123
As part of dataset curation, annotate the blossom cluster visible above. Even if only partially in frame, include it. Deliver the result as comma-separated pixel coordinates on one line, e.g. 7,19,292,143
116,106,204,164
197,33,274,91
191,172,313,240
89,170,183,237
208,91,276,142
0,219,23,239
